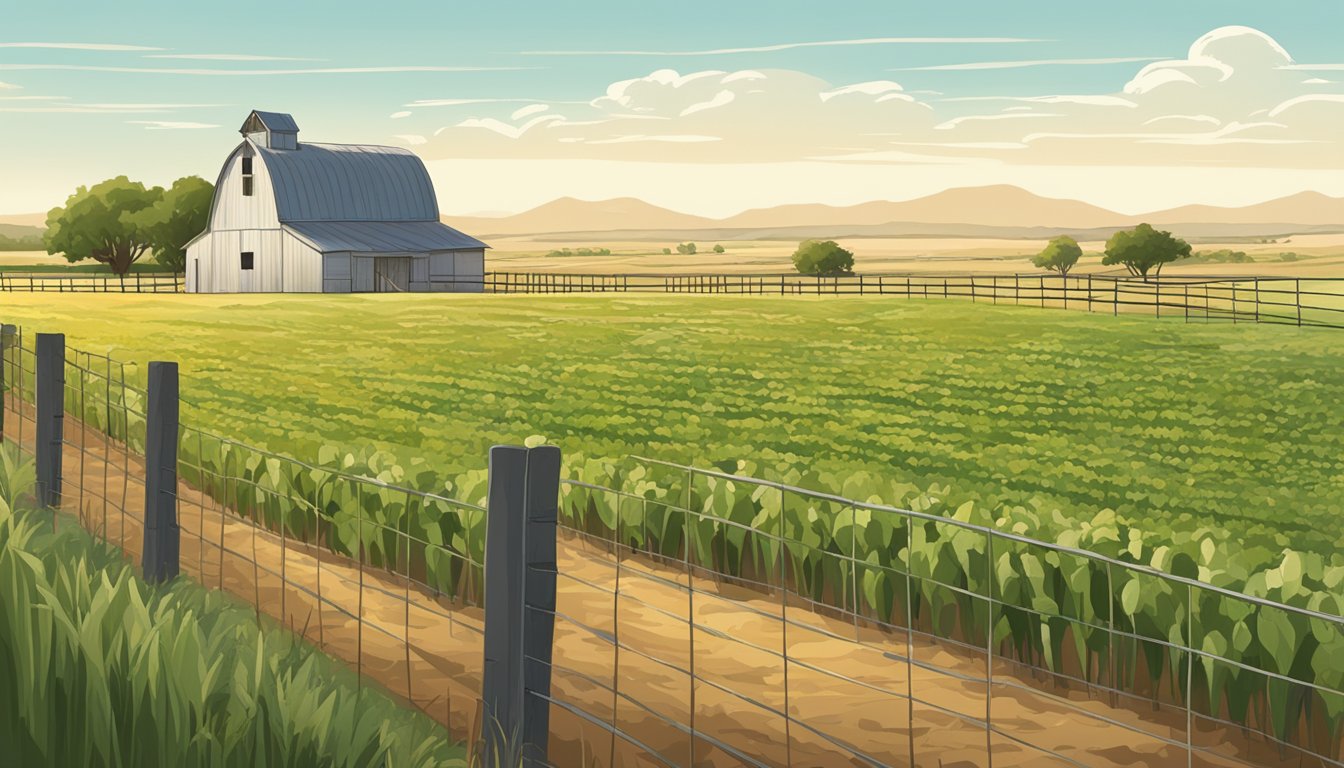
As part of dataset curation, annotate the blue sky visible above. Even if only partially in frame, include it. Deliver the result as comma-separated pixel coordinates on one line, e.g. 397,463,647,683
2,1,1342,216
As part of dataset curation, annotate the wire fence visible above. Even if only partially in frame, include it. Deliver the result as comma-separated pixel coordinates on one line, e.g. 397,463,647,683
1,323,1341,768
0,272,184,293
480,272,1344,330
542,461,1344,768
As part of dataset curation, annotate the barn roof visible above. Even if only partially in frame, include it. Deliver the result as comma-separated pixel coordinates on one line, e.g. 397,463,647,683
284,220,487,253
255,142,441,223
243,110,299,133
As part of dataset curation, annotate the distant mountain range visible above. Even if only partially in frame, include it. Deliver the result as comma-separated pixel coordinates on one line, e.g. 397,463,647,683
7,186,1343,242
444,186,1344,240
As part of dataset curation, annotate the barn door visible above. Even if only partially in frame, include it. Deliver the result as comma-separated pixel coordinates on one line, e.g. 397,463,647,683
374,257,411,292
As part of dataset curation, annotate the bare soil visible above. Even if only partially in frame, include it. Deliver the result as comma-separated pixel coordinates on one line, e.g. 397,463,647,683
0,397,1316,768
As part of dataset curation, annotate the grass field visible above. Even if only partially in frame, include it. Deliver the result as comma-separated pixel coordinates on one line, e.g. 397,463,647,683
2,292,1341,570
485,233,1344,277
0,447,461,767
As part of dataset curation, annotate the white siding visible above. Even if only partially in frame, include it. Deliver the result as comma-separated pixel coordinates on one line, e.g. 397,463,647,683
281,232,322,292
211,142,280,231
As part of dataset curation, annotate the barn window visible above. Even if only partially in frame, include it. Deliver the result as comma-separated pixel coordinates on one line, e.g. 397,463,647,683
240,252,254,270
241,156,254,196
241,157,253,174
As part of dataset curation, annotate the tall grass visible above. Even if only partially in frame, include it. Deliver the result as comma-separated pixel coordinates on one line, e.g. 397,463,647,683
0,446,463,768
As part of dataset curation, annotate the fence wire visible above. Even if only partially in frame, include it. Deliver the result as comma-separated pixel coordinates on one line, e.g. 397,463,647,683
540,461,1344,768
479,272,1344,330
2,324,1342,768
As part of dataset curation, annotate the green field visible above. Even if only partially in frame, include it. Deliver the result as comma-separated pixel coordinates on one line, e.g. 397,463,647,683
5,292,1343,753
2,292,1341,566
0,447,461,767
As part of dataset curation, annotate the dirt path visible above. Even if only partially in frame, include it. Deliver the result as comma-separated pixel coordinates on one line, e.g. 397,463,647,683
0,398,1300,768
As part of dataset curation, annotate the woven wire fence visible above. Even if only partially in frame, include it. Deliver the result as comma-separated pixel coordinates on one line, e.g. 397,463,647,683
541,458,1344,768
3,324,1343,768
0,326,489,747
480,272,1344,330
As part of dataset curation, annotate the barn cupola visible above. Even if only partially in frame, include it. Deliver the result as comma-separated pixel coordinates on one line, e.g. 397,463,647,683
241,110,299,150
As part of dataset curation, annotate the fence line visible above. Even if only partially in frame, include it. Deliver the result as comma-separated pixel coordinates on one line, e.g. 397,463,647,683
0,322,1341,768
0,271,184,293
479,272,1344,330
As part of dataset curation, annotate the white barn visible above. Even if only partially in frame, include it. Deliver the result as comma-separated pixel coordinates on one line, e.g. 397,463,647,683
185,110,487,293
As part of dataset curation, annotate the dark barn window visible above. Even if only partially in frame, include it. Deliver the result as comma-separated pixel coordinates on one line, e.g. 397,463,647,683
241,156,254,196
240,251,254,270
241,157,253,174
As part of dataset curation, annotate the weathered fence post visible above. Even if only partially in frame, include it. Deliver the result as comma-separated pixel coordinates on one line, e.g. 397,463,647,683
482,443,562,767
35,333,65,508
0,324,14,436
142,361,180,583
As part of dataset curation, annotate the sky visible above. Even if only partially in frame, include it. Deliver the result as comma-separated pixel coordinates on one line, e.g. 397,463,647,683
2,0,1343,218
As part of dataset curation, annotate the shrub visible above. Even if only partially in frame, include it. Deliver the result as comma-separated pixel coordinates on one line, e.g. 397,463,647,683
791,239,854,276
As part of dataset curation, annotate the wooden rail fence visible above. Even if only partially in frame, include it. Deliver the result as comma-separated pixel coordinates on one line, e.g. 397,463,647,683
480,272,1344,329
0,272,184,293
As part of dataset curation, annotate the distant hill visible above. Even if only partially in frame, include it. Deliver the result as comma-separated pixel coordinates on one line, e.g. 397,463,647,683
447,197,714,237
445,186,1344,240
0,213,47,228
1142,191,1344,227
719,186,1132,230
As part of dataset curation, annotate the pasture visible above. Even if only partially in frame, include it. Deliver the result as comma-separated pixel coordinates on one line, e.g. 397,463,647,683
2,291,1341,580
484,232,1344,276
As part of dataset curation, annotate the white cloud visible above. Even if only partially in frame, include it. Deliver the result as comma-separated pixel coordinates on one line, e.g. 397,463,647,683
896,57,1163,71
1,102,224,113
510,104,549,120
390,110,412,119
0,42,162,51
413,26,1342,171
422,68,936,161
127,120,219,129
0,64,532,76
393,134,428,145
0,81,19,90
519,37,1045,56
144,54,321,61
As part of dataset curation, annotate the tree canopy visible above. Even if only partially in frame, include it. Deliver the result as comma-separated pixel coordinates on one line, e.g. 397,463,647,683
1101,223,1191,279
1033,235,1082,276
792,239,854,276
44,175,213,275
132,176,214,273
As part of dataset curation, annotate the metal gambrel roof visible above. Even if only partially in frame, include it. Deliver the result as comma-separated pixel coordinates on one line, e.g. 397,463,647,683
242,110,299,133
256,142,441,222
284,220,488,253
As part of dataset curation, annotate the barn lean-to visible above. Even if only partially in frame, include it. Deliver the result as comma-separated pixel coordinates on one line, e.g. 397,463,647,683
185,110,487,293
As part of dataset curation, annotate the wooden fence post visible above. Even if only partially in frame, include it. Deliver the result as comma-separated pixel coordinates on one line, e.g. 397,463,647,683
1296,279,1302,327
35,333,64,508
142,362,180,583
482,444,562,767
0,324,14,436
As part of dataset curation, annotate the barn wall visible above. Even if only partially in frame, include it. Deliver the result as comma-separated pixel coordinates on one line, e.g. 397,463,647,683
211,142,281,231
281,232,322,292
323,252,353,293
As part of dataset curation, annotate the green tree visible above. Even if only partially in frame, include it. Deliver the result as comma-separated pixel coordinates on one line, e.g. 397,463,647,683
676,242,698,255
1033,235,1082,276
712,243,725,254
44,177,163,275
129,176,214,273
1102,223,1192,279
791,239,854,276
662,247,672,255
